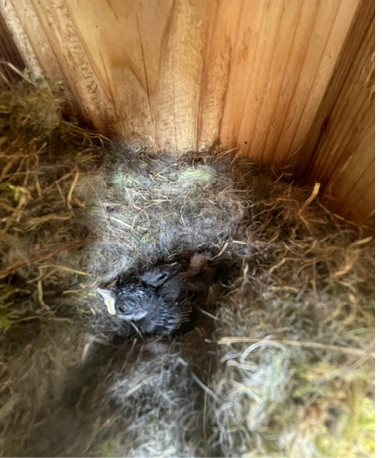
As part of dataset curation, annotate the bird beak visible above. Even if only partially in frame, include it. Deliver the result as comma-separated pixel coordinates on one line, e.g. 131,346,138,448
97,288,116,315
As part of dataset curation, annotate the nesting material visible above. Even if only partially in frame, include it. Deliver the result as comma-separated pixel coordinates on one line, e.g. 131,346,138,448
0,82,375,457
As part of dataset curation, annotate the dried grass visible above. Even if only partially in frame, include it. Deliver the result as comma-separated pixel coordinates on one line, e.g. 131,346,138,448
0,79,375,457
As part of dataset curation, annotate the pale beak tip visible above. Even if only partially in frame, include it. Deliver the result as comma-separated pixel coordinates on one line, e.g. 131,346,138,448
97,288,116,315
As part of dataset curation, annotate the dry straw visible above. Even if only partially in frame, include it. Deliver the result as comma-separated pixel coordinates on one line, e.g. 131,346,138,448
0,73,374,457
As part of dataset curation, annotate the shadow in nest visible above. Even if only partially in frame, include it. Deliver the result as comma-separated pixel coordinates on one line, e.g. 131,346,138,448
95,251,243,343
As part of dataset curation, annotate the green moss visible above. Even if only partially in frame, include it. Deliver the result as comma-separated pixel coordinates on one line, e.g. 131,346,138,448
315,396,375,457
0,285,30,307
141,232,155,244
178,166,216,184
0,310,12,330
99,440,121,457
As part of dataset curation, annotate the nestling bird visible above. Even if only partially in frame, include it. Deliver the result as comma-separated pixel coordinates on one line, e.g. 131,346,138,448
97,254,216,336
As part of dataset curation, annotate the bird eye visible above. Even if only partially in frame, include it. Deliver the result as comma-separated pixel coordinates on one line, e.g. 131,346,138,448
117,304,125,313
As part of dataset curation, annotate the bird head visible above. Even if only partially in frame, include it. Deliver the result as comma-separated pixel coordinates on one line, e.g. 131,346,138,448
97,267,174,321
97,285,153,321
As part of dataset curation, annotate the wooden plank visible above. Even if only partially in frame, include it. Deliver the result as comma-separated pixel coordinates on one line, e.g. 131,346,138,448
253,0,305,164
4,0,372,222
331,120,374,199
196,0,243,151
68,0,212,150
6,0,359,155
5,0,89,121
0,10,24,85
150,0,211,153
305,19,374,180
19,0,119,132
63,0,156,138
343,166,374,222
217,0,359,167
271,0,360,167
0,0,44,81
327,138,375,222
282,0,361,167
296,0,374,223
258,0,320,164
295,0,374,176
233,0,287,159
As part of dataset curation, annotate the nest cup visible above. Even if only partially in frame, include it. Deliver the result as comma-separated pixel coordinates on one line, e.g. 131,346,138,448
0,80,375,457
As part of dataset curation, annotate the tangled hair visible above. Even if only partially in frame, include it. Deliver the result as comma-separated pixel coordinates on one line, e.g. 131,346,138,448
0,82,375,457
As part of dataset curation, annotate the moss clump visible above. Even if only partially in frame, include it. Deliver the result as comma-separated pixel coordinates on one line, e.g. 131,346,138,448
178,165,216,184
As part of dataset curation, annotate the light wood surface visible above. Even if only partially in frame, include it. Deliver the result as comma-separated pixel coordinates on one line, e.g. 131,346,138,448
297,0,374,223
1,0,374,223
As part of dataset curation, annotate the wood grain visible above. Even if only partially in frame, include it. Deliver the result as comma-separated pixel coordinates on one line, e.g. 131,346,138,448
4,0,359,147
0,0,42,83
297,0,374,223
0,9,25,85
2,0,373,222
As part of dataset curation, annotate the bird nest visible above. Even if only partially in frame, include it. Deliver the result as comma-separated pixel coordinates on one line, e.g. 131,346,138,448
0,79,375,457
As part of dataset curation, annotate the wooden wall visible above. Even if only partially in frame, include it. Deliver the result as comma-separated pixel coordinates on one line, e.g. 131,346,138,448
0,10,24,86
0,0,374,223
296,0,374,223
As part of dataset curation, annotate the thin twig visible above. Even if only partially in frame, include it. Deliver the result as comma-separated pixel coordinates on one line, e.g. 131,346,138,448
26,212,72,229
191,372,221,403
217,337,375,358
0,237,99,279
300,183,321,212
67,170,79,210
0,61,37,85
62,122,112,143
110,216,134,230
298,183,321,231
36,264,90,276
212,242,228,260
37,280,50,311
11,316,72,324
